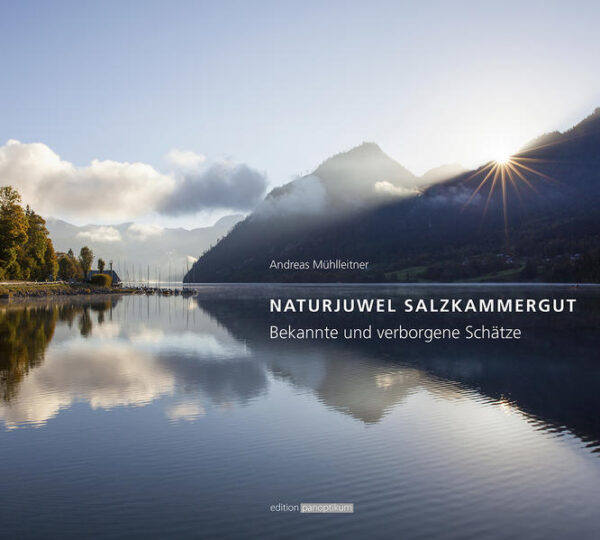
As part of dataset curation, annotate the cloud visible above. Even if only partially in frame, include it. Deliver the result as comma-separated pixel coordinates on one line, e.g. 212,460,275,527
158,161,268,215
374,181,419,197
77,226,122,243
127,223,164,241
166,148,206,171
0,140,266,220
0,140,174,221
254,175,326,218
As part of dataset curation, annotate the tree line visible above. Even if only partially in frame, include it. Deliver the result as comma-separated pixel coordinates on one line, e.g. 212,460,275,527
57,246,103,281
0,186,57,281
0,186,102,282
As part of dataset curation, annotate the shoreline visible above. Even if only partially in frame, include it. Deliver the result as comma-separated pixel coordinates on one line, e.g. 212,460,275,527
0,282,142,300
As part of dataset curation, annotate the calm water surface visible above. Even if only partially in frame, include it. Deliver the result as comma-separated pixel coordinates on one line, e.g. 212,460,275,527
1,285,599,539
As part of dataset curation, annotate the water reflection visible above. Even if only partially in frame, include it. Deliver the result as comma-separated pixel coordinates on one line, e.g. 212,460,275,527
0,305,57,401
0,296,457,429
196,288,600,445
0,300,117,403
1,287,599,455
2,287,599,540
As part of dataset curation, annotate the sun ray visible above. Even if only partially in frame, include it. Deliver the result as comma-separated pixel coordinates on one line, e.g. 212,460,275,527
462,163,498,210
481,165,500,222
505,161,539,195
461,149,563,242
510,156,551,163
510,159,558,184
500,166,508,238
461,161,494,185
504,165,524,207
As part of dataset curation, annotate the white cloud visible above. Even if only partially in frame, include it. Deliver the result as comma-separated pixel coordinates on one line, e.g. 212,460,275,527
0,140,265,220
0,140,174,221
254,175,326,218
77,226,122,243
166,148,206,171
126,223,164,241
374,181,419,197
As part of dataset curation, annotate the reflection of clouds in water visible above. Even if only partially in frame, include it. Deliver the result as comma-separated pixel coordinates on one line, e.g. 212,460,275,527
116,322,249,359
0,299,461,430
0,344,175,429
0,318,457,429
89,321,122,340
127,326,165,344
159,355,268,407
0,320,263,429
153,332,250,359
123,325,250,359
166,400,206,422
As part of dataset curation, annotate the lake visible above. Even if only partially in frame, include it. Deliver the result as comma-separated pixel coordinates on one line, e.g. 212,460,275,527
1,285,600,539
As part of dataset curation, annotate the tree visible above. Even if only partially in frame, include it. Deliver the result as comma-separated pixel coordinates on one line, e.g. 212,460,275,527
97,258,105,272
58,250,83,281
19,207,53,281
0,187,28,279
79,246,94,277
43,241,59,281
0,187,58,281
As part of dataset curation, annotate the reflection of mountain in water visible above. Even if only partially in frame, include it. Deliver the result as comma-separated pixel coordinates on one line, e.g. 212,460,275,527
2,289,599,449
191,296,459,423
271,353,446,423
195,287,600,446
0,295,456,427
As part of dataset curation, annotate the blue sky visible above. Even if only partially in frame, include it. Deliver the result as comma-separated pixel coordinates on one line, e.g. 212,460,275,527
1,0,599,227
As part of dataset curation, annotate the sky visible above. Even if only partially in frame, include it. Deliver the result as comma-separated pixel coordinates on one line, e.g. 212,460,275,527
1,0,599,228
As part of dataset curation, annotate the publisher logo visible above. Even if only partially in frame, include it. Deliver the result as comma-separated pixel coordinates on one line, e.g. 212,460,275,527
301,503,354,514
269,502,354,514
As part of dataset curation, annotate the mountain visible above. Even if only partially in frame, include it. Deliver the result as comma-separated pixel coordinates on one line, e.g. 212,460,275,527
47,214,243,282
419,163,468,186
185,108,600,283
254,142,422,219
311,141,419,199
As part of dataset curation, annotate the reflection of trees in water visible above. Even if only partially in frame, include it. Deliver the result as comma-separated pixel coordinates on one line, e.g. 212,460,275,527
0,298,120,402
57,299,117,331
78,308,93,337
0,306,57,401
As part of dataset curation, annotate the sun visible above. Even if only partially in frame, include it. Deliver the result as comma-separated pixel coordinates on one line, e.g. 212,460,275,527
492,149,512,165
461,145,558,241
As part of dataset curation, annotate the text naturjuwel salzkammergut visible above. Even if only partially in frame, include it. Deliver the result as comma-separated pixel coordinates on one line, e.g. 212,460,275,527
269,297,576,313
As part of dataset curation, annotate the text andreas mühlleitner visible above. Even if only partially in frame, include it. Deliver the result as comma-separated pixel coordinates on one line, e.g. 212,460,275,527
270,259,370,270
268,297,577,342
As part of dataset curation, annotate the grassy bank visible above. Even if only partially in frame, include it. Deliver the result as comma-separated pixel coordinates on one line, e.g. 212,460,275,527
0,281,141,299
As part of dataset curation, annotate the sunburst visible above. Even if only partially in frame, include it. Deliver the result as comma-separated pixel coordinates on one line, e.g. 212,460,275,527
462,152,558,239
